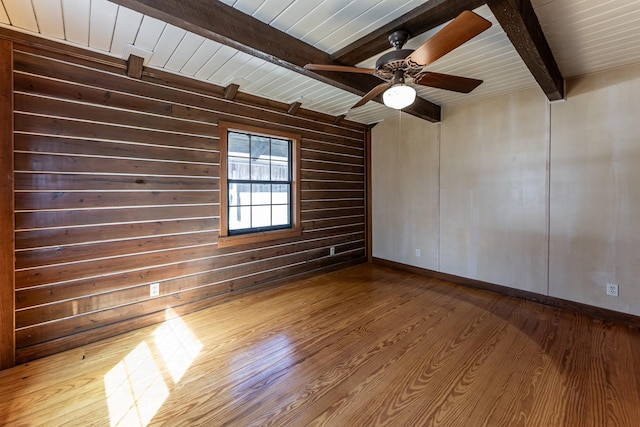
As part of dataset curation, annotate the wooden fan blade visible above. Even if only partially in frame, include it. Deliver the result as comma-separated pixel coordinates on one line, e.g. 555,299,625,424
352,82,392,109
406,11,491,67
414,72,482,93
304,64,376,74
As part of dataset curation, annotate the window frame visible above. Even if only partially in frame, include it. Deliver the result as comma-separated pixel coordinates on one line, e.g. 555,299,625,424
218,121,301,248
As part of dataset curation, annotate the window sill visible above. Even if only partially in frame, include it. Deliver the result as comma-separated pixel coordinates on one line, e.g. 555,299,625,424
217,227,301,248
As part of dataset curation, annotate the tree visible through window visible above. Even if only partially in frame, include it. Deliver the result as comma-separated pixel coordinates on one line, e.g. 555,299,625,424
218,122,301,247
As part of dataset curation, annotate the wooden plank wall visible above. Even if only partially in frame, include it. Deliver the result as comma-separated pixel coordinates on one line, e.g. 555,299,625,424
0,39,14,370
11,42,366,364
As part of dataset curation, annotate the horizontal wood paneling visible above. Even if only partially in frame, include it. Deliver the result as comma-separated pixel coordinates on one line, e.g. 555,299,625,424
15,191,217,211
16,241,365,331
301,147,364,164
15,218,218,249
301,180,364,191
301,206,364,221
15,134,220,164
16,247,365,348
301,160,363,175
15,231,218,269
301,190,364,200
14,256,363,364
301,139,364,156
302,216,364,231
15,233,364,309
16,205,217,230
301,200,365,211
12,42,366,362
15,244,219,290
15,114,215,150
14,94,218,136
14,173,218,191
301,170,363,183
15,153,218,177
13,48,364,143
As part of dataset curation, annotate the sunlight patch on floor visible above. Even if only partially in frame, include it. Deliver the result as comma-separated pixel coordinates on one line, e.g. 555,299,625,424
154,313,203,383
103,310,203,427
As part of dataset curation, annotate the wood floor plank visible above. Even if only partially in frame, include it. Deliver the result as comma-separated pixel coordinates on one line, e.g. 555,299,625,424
335,290,518,426
1,264,639,426
153,270,433,425
213,275,450,426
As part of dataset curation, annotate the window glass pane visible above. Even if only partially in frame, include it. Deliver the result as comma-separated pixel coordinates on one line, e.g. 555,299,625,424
229,183,250,207
228,132,250,156
228,156,250,180
252,183,271,206
272,205,289,226
271,160,289,181
225,128,295,236
272,184,289,204
251,136,270,160
271,139,289,160
251,159,271,181
229,206,251,231
252,205,271,228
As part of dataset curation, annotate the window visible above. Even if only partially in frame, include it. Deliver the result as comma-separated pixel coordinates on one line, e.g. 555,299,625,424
218,122,301,247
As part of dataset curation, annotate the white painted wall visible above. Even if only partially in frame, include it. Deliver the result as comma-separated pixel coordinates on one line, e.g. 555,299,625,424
372,63,640,315
549,64,640,315
440,88,549,294
372,113,440,270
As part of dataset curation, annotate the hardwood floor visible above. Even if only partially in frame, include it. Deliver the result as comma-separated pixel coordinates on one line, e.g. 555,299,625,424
1,263,639,426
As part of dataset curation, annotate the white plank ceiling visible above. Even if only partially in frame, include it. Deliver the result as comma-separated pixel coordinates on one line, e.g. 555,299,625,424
1,0,640,124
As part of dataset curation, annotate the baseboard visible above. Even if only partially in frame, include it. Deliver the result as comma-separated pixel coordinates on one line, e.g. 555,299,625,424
372,257,640,330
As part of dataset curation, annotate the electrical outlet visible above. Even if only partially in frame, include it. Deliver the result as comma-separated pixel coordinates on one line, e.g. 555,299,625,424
329,246,335,256
606,283,619,297
415,249,421,257
150,282,160,297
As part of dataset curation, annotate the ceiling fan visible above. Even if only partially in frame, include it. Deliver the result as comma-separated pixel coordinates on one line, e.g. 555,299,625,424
304,10,492,110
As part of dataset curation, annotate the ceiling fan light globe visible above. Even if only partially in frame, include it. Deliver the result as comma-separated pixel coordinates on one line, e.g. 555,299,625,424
383,84,416,109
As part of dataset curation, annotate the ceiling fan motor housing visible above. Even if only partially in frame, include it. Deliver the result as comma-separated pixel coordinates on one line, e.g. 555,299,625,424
375,49,423,80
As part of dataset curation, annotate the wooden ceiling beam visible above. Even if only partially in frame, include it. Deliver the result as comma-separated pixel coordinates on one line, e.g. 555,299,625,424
334,0,563,102
486,0,564,100
332,0,486,66
109,0,441,122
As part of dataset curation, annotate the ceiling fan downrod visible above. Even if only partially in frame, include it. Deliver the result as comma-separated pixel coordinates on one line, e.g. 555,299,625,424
388,30,410,50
